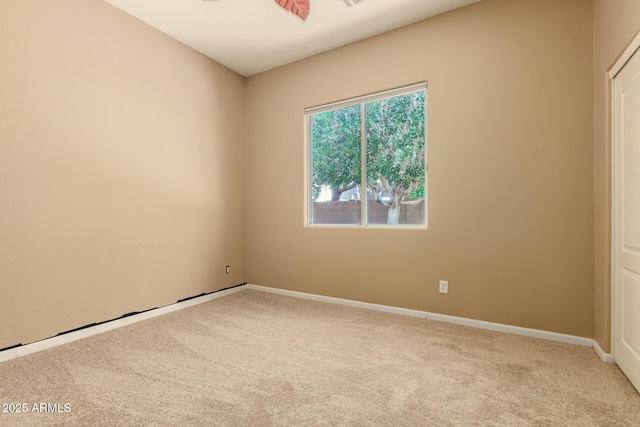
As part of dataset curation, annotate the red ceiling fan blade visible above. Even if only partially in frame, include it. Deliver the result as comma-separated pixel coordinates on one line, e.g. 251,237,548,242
274,0,310,22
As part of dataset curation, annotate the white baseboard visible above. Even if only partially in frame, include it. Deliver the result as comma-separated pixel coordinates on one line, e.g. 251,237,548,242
0,283,607,364
246,284,595,348
0,285,245,364
593,339,615,363
246,284,428,319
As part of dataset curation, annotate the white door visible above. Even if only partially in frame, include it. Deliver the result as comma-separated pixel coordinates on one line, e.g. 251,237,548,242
613,37,640,394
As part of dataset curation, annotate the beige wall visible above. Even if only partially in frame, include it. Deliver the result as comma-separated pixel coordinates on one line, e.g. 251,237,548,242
0,0,246,349
0,0,600,351
593,0,640,353
246,0,595,337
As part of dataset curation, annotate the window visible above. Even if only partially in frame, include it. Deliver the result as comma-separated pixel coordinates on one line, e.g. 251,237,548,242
306,83,427,227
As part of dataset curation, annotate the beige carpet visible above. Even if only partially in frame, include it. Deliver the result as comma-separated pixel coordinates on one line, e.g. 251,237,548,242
0,289,638,426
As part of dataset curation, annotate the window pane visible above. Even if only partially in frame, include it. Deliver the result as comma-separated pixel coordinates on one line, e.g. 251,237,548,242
306,84,427,228
365,91,426,225
310,105,362,225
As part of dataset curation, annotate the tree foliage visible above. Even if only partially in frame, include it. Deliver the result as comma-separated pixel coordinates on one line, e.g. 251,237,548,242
366,91,426,221
311,105,361,201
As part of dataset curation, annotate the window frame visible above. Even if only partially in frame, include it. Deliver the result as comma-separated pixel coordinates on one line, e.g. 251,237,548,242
304,82,428,229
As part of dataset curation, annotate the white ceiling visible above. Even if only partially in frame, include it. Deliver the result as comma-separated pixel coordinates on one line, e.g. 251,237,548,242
104,0,481,77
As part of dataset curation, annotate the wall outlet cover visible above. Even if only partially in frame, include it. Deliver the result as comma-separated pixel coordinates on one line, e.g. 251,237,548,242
439,280,448,294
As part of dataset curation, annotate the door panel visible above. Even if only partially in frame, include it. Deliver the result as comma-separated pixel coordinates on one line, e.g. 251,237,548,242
623,76,640,250
622,270,640,359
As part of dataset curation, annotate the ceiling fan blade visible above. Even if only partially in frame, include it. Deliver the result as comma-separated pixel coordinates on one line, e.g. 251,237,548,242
274,0,310,22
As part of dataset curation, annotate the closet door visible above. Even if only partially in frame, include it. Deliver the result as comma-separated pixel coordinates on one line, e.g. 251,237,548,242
612,36,640,394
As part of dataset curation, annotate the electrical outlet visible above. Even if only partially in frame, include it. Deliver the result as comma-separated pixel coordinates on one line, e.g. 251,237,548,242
225,265,230,274
439,280,448,294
